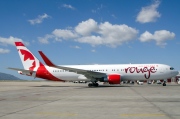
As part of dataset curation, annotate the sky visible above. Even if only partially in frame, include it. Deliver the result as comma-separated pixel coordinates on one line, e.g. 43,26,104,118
0,0,180,79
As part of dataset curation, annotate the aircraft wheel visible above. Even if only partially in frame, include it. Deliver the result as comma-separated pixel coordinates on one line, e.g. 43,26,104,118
163,83,166,86
94,83,99,87
88,83,93,87
88,83,99,87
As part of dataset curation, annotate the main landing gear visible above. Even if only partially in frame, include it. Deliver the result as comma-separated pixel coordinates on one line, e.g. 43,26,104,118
162,81,166,86
88,82,99,87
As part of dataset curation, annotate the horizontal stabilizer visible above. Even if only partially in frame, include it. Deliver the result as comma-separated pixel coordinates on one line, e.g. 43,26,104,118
8,67,34,72
8,67,36,77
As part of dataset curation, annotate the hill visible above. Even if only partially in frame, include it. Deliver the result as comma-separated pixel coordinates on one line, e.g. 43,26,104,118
0,72,21,80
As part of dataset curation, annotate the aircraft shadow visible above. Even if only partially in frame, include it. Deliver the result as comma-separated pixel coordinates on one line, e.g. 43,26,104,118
75,85,132,89
31,85,71,87
31,85,132,88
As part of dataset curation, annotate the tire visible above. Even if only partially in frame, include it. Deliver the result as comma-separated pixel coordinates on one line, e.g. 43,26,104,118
163,83,166,86
88,83,93,87
94,83,99,87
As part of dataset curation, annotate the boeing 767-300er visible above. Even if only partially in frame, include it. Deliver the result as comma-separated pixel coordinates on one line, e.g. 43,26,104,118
8,42,178,87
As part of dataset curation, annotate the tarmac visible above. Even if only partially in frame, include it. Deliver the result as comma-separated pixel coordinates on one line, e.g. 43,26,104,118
0,81,180,119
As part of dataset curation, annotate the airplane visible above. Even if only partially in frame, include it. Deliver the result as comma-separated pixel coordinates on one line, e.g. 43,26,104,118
8,42,178,87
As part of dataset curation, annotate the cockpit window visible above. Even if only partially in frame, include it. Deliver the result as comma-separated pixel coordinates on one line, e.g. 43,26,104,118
170,67,174,70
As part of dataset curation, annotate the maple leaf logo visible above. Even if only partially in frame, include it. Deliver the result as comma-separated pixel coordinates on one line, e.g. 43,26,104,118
19,49,36,70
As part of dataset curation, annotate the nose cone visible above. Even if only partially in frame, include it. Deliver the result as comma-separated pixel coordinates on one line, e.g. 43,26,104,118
173,70,179,76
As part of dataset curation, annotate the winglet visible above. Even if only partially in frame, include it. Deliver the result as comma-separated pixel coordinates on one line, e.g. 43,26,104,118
38,51,56,67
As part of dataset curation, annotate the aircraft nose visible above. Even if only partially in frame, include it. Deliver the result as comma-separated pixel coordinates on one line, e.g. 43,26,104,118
173,70,179,76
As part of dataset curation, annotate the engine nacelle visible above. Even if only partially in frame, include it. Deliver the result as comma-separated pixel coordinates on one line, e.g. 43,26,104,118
101,74,121,84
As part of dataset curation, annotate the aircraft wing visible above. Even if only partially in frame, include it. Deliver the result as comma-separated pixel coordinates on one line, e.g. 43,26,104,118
38,51,106,79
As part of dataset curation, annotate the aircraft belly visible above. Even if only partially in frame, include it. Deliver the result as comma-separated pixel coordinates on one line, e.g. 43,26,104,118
52,72,89,81
123,75,145,80
56,73,78,81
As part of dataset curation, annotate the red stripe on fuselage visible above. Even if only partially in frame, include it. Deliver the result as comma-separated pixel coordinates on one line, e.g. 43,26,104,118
36,66,64,82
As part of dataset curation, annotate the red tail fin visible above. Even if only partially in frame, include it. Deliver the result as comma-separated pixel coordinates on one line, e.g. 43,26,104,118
15,42,44,71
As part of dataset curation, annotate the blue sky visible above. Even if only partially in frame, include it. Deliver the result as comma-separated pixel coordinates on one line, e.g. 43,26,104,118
0,0,180,79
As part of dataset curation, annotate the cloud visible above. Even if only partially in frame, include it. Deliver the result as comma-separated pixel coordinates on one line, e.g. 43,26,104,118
91,10,96,13
91,49,96,52
0,36,29,47
0,36,29,54
62,4,75,10
139,30,175,46
75,22,138,47
136,0,161,23
40,19,139,47
28,13,50,25
38,34,54,44
52,29,78,40
111,14,117,19
91,4,105,15
0,48,10,54
75,36,103,46
38,29,78,44
97,22,138,47
40,18,175,47
75,19,98,36
70,46,81,49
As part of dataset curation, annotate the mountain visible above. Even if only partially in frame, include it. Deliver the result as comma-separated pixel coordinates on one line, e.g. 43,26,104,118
0,72,21,80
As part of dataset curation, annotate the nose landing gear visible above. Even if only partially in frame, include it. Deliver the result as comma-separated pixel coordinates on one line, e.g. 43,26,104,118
162,81,166,86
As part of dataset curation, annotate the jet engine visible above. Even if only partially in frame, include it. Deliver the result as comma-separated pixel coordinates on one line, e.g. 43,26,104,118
100,74,121,84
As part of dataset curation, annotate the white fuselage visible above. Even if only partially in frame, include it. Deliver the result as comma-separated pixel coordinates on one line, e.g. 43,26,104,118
44,64,178,82
12,42,179,84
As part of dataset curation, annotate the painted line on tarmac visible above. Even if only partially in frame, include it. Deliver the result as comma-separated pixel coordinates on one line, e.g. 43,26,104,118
120,113,165,117
37,112,78,117
0,98,6,101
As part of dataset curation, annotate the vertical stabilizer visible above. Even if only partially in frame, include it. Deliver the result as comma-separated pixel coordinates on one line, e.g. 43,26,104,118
15,42,43,71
